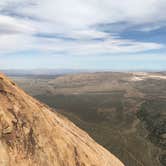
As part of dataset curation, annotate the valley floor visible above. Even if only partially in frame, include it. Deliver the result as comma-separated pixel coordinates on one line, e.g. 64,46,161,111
12,72,166,166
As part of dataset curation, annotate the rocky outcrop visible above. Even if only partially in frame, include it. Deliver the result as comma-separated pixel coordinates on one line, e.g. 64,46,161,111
0,73,124,166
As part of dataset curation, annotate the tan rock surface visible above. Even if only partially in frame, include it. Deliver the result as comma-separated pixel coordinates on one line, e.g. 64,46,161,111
0,73,124,166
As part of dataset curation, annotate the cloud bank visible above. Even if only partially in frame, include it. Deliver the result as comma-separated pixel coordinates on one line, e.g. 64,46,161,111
0,0,165,69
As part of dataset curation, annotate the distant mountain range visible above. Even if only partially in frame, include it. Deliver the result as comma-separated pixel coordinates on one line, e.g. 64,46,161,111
1,69,166,77
1,69,93,76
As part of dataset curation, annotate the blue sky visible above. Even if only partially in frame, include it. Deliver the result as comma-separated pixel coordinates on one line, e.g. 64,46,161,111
0,0,166,71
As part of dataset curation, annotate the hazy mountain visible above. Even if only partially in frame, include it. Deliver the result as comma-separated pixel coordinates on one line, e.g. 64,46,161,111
1,69,93,77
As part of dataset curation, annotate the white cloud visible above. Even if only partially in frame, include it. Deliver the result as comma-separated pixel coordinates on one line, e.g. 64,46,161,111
0,0,165,56
18,0,166,28
0,15,36,34
0,34,36,54
33,36,163,55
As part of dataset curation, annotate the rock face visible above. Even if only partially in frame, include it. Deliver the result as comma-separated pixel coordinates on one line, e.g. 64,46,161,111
0,73,124,166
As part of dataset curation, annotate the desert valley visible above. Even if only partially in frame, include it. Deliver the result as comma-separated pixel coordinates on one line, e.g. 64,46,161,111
9,72,166,166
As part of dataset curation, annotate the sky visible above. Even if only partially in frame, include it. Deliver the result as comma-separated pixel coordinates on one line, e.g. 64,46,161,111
0,0,166,71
